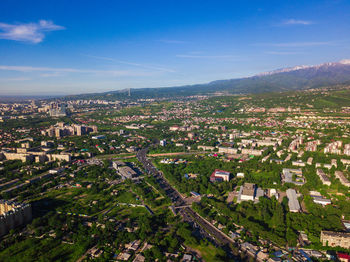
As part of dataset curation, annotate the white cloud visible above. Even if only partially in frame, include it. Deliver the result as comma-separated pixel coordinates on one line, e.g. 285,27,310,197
0,65,154,77
282,19,314,25
0,20,65,43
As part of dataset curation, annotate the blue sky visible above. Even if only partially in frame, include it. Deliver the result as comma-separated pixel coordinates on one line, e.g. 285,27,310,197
0,0,350,95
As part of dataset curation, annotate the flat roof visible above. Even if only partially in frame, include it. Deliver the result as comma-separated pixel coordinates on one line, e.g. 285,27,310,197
286,188,300,212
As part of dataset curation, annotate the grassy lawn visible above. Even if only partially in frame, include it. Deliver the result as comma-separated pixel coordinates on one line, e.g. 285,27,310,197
115,190,141,204
106,205,148,219
188,242,223,262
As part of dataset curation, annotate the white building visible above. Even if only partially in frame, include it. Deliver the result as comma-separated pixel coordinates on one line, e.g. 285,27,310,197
286,188,301,212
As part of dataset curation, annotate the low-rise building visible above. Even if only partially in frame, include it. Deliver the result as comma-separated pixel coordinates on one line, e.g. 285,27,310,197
307,157,313,165
241,148,264,156
237,183,265,203
299,231,311,246
341,159,350,165
335,171,350,187
236,172,245,178
321,231,350,249
210,169,230,182
198,145,215,151
240,183,256,201
316,169,331,186
118,166,137,179
282,168,305,186
292,160,305,167
218,147,238,154
310,191,332,206
286,188,301,212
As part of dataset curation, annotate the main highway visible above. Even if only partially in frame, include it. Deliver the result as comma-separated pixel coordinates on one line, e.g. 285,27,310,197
136,147,238,254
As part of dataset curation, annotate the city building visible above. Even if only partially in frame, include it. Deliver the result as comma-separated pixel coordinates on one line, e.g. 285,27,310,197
310,191,332,206
236,172,245,178
0,201,32,237
118,166,137,179
286,188,301,212
210,169,230,182
42,123,97,138
241,148,264,156
237,183,265,203
282,168,305,186
316,169,331,186
48,102,67,117
335,171,350,187
292,160,305,167
113,161,138,179
198,145,215,151
321,231,350,249
218,147,238,154
298,231,311,246
324,141,342,155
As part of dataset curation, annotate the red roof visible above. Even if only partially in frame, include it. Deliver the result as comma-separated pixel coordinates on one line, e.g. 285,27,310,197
338,253,350,260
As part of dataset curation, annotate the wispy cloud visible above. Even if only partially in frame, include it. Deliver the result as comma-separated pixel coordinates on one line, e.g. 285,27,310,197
254,41,335,47
282,19,314,25
176,54,238,59
40,72,63,77
0,20,65,43
265,51,305,55
159,39,188,44
272,41,333,47
83,54,175,73
0,65,153,77
0,77,31,81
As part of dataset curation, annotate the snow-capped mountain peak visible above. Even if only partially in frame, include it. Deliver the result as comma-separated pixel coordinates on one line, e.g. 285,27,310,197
340,59,350,65
258,59,350,76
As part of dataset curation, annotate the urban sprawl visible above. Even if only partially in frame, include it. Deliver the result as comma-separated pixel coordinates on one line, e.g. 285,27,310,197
1,89,350,261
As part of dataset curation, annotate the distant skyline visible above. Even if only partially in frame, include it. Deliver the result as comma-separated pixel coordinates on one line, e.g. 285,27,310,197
0,0,350,95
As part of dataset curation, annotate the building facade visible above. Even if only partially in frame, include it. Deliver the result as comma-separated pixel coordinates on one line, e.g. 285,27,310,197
0,201,32,237
321,231,350,249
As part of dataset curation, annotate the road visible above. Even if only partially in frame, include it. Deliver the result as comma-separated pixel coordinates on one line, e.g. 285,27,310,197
95,150,208,160
136,147,238,255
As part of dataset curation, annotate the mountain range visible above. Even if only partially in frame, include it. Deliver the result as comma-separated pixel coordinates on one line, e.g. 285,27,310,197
65,59,350,100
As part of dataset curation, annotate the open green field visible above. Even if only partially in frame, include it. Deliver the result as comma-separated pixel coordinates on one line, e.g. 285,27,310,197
188,242,226,262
